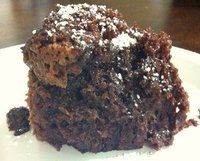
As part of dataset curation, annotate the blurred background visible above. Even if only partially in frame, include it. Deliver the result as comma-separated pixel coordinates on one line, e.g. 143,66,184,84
0,0,200,52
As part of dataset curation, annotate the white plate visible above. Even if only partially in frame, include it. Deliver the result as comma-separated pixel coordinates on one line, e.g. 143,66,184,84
0,45,199,161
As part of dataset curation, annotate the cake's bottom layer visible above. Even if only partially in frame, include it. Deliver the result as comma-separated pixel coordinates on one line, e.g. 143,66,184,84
27,71,187,153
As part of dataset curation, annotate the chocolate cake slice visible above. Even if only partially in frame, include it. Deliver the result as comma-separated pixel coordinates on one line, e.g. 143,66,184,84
22,4,189,153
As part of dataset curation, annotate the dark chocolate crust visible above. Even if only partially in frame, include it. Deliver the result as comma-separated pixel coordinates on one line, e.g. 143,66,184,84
23,4,189,153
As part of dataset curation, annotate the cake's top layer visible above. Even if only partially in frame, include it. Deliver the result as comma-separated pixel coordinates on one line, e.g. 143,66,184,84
23,4,172,89
34,3,142,51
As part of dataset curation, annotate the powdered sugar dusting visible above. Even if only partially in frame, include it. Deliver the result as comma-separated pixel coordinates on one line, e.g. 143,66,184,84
41,3,143,51
111,33,137,50
130,29,144,37
116,73,122,80
141,57,174,93
57,4,79,19
32,30,36,35
45,30,53,37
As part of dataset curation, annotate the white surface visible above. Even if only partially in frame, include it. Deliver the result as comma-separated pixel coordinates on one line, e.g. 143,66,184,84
0,45,199,161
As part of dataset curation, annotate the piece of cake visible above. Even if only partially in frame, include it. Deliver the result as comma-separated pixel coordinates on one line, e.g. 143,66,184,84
22,4,189,153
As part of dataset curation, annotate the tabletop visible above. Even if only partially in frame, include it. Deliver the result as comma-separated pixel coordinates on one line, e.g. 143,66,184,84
0,0,200,53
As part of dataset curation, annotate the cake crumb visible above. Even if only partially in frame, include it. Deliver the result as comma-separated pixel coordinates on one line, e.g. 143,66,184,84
185,119,198,128
7,107,30,136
